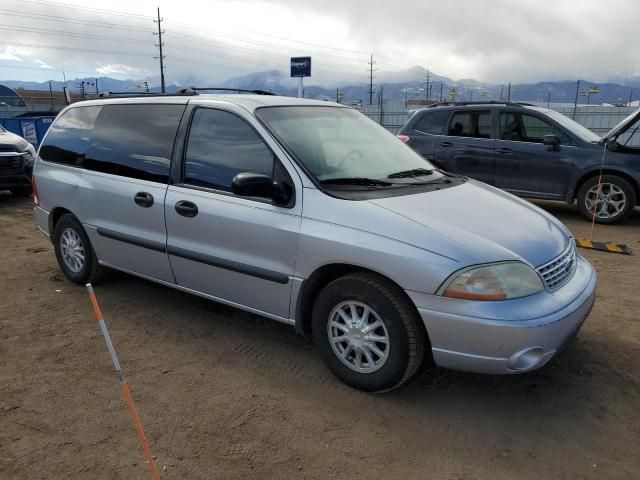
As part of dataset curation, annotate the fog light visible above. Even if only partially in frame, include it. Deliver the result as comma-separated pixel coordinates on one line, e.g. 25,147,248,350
507,346,544,371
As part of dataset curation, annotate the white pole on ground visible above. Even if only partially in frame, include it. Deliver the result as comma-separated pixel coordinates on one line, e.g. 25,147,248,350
298,77,303,98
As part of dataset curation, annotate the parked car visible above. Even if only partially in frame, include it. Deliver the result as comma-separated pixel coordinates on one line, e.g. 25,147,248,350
33,94,596,392
398,102,640,224
0,125,36,196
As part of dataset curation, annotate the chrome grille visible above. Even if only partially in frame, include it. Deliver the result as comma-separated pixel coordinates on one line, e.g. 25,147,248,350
536,241,577,291
0,155,24,175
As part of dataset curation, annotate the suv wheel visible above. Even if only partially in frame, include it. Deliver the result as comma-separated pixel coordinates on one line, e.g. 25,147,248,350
53,214,105,284
577,175,636,224
311,272,428,392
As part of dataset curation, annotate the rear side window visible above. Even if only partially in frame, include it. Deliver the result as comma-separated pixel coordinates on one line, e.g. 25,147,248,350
414,110,450,135
39,106,101,166
448,111,491,138
40,104,184,183
84,104,184,183
183,108,274,192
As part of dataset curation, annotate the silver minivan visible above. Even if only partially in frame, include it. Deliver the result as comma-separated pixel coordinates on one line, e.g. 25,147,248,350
33,93,597,392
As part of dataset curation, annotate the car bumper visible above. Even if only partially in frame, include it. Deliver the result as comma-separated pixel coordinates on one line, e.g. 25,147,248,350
0,173,32,189
407,255,597,374
34,205,50,238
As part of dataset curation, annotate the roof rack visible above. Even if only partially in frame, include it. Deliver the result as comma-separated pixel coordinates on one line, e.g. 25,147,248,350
97,87,274,99
97,89,197,98
427,101,534,108
190,87,274,95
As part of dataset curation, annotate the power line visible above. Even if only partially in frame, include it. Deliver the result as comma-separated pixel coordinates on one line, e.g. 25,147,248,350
0,41,153,57
0,25,150,43
16,0,152,20
0,8,151,32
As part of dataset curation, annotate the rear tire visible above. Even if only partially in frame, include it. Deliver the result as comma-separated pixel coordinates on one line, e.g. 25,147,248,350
577,175,636,224
311,272,429,393
52,214,106,284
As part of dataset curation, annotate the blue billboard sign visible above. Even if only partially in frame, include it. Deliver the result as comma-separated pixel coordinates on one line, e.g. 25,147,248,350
290,57,311,77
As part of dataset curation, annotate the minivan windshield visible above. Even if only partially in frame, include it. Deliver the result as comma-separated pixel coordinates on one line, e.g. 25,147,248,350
256,106,442,184
531,107,601,143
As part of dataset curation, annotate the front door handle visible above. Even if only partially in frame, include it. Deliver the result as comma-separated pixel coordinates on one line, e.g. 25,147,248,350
497,148,513,155
440,141,454,148
175,200,198,218
134,191,154,208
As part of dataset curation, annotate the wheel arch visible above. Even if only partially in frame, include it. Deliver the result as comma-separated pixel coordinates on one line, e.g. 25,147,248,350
294,263,429,343
48,206,74,236
572,169,640,205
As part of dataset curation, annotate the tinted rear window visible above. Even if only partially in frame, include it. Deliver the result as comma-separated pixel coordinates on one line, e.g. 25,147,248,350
39,106,101,167
85,104,184,183
40,103,184,183
414,110,450,135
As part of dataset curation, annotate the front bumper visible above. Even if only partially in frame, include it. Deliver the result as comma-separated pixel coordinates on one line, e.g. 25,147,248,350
407,255,597,374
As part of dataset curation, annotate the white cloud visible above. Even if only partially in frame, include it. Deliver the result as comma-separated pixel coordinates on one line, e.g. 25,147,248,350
1,0,639,85
35,59,53,69
95,64,152,76
0,47,23,62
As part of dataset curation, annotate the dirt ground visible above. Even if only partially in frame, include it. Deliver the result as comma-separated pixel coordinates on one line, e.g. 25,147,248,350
0,193,639,480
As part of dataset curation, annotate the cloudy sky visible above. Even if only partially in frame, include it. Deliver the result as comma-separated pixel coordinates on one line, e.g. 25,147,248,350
0,0,638,87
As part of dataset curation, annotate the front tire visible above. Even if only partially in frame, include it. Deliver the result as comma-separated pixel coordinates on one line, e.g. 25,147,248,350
312,272,428,393
577,175,636,224
53,214,105,284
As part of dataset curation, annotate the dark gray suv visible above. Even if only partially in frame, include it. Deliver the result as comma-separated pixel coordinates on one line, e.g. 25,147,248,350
399,102,640,224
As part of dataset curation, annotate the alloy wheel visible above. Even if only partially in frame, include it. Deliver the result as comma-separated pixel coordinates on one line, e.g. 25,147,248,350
327,301,390,373
585,183,627,220
60,227,85,273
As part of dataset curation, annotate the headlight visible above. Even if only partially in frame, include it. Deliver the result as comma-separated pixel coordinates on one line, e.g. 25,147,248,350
441,262,543,301
22,144,36,166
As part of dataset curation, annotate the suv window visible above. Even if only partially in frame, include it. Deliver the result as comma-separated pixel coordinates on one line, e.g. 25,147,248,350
84,104,184,183
447,111,491,138
414,110,450,135
500,112,566,144
184,108,274,192
39,106,101,166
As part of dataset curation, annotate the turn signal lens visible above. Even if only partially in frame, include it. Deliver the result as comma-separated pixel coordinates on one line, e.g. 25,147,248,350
443,262,543,301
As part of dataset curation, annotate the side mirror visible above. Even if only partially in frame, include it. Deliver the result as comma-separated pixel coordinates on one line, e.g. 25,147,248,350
231,172,273,197
543,134,561,150
231,172,293,205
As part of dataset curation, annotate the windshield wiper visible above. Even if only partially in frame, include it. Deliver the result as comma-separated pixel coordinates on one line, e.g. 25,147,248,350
319,177,393,187
387,168,434,179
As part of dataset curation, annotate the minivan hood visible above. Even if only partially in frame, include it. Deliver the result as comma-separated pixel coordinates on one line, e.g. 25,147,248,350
368,180,570,267
602,107,640,141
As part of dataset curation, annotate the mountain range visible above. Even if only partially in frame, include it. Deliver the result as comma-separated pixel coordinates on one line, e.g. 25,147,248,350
3,67,639,106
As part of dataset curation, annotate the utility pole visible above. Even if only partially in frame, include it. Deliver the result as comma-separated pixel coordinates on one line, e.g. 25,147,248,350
439,83,443,102
507,82,511,102
368,54,376,105
48,81,53,111
425,70,430,101
500,84,504,100
629,89,633,107
153,7,166,93
78,81,85,99
572,80,580,119
95,78,99,95
547,90,551,107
